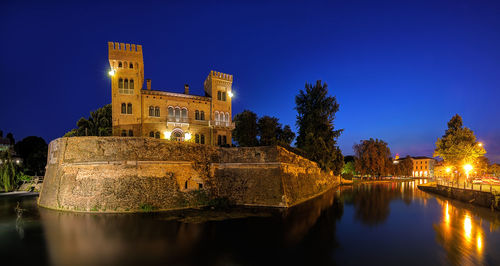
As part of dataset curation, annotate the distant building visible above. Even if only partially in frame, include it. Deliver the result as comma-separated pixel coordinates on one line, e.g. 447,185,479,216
393,154,436,177
108,42,234,146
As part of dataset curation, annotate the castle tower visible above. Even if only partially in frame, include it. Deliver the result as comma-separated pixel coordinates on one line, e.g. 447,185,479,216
204,71,233,145
108,42,144,136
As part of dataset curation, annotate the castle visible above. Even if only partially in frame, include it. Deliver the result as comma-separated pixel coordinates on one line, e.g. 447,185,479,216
107,42,233,145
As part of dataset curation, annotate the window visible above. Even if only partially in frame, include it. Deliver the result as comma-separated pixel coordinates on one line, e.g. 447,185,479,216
149,106,154,116
124,79,128,89
149,131,154,137
168,107,174,119
118,61,122,68
184,181,188,189
195,134,199,144
130,79,134,90
217,91,221,100
201,134,205,144
119,78,123,88
181,108,187,120
121,130,127,136
127,103,132,114
222,92,226,101
223,135,227,145
128,130,133,137
155,132,160,139
198,183,203,189
195,110,200,120
200,111,205,120
155,107,160,117
121,103,126,114
129,63,133,68
218,135,222,145
175,108,180,120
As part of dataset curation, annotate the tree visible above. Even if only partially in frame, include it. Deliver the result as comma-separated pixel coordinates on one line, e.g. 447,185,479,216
354,138,392,179
14,136,48,176
257,116,281,146
232,110,259,147
342,161,356,179
295,80,343,174
0,151,17,192
433,114,486,176
393,156,413,177
64,104,112,137
277,125,295,146
6,132,15,145
490,164,500,177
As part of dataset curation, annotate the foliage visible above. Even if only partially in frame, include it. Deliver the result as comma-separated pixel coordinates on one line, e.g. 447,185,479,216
232,110,259,147
295,80,343,174
393,156,413,177
257,116,281,146
341,161,356,179
64,104,112,137
433,114,486,174
139,204,155,212
0,151,18,192
354,138,393,178
14,136,48,176
490,164,500,177
233,111,295,147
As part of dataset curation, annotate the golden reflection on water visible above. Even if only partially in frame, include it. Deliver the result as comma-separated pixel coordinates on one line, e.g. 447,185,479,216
434,198,488,265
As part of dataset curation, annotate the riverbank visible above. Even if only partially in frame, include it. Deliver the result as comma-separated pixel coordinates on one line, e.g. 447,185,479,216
418,183,500,211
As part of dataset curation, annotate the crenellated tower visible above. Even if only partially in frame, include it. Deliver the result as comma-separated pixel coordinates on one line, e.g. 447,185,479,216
204,71,233,144
108,42,144,136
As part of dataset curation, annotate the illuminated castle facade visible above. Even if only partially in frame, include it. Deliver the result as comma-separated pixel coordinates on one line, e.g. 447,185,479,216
107,42,234,145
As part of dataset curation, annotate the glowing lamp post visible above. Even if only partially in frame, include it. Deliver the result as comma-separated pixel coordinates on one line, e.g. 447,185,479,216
463,164,473,182
108,69,116,76
184,132,192,141
228,91,234,98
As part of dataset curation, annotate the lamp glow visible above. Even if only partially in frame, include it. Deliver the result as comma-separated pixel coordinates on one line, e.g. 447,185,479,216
108,69,116,76
164,131,171,139
478,142,483,147
184,132,192,140
228,91,234,98
463,164,473,172
445,167,451,173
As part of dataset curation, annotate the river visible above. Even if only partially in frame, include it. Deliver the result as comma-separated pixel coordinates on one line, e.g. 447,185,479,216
1,179,499,265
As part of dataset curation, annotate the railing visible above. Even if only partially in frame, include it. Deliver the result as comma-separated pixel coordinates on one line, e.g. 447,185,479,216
436,178,499,194
166,117,234,128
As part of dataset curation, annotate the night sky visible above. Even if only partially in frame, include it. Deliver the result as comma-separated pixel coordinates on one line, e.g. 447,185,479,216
1,0,499,163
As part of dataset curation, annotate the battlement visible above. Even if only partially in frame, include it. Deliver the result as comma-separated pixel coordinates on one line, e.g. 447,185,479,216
209,70,233,82
108,42,142,53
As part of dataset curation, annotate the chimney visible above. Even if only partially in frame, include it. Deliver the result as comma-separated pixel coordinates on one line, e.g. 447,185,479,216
184,84,189,94
146,79,151,90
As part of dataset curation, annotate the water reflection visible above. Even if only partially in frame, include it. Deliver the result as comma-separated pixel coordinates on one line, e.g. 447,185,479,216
38,189,343,266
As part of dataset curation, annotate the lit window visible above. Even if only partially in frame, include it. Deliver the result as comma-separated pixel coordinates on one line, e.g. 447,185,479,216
168,107,174,119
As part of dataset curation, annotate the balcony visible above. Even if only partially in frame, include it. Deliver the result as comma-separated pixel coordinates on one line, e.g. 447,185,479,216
166,116,234,128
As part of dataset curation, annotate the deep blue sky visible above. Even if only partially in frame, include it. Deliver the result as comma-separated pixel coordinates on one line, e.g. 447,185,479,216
1,0,499,162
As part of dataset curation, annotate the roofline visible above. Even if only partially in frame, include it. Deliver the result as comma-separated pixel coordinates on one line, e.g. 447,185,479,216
141,89,211,101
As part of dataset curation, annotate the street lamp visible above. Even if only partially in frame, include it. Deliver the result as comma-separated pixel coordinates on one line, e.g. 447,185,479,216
228,91,234,98
463,164,473,182
478,142,483,147
108,69,116,76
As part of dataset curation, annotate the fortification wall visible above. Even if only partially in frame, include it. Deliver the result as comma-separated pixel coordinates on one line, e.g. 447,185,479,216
38,137,339,212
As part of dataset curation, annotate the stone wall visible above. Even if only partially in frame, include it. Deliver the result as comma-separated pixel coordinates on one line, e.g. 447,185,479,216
38,137,339,212
418,184,500,211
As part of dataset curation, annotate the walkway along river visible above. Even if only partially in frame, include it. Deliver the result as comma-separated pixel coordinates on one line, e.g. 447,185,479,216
1,179,500,265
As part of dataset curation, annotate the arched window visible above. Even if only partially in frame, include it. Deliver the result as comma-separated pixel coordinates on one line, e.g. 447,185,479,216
128,130,133,137
195,110,200,120
118,61,122,68
149,131,154,137
175,108,180,120
121,130,127,136
130,79,134,90
195,134,199,144
201,134,205,144
149,106,154,116
124,79,129,89
127,103,132,114
215,111,220,125
155,132,160,139
155,106,160,117
181,108,187,121
121,103,126,114
200,111,205,120
168,107,174,120
119,78,123,88
129,63,133,68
